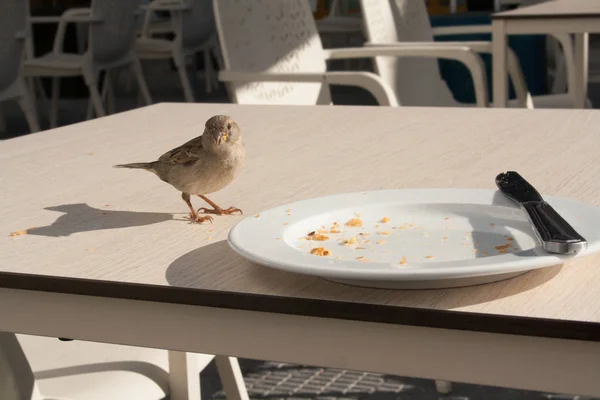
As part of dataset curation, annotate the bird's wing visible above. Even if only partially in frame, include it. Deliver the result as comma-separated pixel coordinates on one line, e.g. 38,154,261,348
158,135,205,165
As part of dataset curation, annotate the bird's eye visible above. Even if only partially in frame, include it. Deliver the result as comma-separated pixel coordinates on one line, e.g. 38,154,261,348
227,123,231,130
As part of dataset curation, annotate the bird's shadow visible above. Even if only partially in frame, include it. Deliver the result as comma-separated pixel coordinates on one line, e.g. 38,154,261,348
27,203,177,237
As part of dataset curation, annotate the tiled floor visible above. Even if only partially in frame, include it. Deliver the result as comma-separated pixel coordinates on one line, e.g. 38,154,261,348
3,60,599,400
200,360,596,400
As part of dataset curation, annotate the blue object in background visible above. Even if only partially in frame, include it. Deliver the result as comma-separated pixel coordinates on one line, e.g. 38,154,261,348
429,13,548,104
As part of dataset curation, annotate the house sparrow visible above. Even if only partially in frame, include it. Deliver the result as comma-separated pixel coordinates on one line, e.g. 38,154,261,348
114,115,245,224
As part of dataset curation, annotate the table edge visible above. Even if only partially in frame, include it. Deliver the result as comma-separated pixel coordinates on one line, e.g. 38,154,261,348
492,13,600,20
1,272,599,342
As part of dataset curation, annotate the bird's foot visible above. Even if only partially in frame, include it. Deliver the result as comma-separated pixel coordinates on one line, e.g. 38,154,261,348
198,206,243,216
188,212,214,224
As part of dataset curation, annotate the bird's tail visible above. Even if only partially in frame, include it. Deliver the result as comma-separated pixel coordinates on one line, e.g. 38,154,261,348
113,162,155,170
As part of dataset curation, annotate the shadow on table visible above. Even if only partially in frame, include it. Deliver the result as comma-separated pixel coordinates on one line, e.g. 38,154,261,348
27,203,175,237
165,240,564,310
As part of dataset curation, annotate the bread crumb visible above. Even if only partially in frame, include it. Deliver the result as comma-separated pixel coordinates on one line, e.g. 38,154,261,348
376,240,386,245
356,246,366,250
399,256,408,265
441,237,448,241
343,236,358,245
377,231,391,236
482,250,489,256
505,236,514,241
286,209,291,212
330,228,341,234
255,214,260,218
345,218,363,227
9,228,32,237
307,233,329,241
380,217,390,223
310,247,330,256
207,236,213,240
444,217,450,220
284,222,289,225
424,255,435,259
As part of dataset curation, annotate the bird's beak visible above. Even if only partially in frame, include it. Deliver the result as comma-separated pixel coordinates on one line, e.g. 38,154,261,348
217,131,228,145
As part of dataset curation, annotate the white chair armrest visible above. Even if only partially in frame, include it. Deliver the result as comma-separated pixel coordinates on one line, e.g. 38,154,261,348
324,46,488,107
218,70,398,106
143,0,191,11
52,8,102,54
363,41,528,106
432,25,492,36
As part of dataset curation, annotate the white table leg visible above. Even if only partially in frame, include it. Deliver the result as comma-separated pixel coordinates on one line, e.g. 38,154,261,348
492,19,508,108
574,32,589,108
168,351,201,400
215,356,250,400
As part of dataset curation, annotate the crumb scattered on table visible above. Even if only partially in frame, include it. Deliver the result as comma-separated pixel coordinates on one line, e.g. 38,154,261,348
307,233,329,241
399,256,408,265
9,229,28,237
376,240,386,245
441,237,448,241
310,247,330,256
343,236,358,245
255,214,260,218
377,231,391,236
380,217,390,223
345,218,363,227
444,217,450,220
424,255,435,259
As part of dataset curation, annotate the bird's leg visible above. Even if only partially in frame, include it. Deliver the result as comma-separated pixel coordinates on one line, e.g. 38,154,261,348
182,192,213,224
197,194,243,215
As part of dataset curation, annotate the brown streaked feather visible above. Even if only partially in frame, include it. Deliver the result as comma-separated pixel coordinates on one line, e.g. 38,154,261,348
158,135,205,165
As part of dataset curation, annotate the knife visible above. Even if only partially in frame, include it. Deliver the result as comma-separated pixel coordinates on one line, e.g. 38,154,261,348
495,171,587,254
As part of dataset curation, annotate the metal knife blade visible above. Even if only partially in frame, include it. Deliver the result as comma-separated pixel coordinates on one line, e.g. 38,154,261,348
495,171,587,254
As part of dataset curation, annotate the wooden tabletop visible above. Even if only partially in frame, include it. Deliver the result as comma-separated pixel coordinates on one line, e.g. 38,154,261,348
2,103,600,341
493,0,600,19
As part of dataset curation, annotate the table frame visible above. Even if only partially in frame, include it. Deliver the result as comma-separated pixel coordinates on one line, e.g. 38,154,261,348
2,287,599,397
492,17,597,108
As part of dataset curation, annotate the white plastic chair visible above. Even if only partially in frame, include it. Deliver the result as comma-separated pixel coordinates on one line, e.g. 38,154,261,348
136,0,222,101
213,0,497,108
0,331,249,400
360,0,589,109
22,0,153,128
0,0,39,133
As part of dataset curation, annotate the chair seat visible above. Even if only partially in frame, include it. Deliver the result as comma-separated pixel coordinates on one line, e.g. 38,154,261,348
23,53,85,77
18,334,215,400
136,37,174,59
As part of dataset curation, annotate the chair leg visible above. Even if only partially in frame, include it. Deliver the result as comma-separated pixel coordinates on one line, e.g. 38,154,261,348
214,356,249,400
167,351,200,400
0,105,6,132
50,77,60,128
18,79,41,132
131,57,153,106
83,70,106,118
105,71,116,115
174,53,195,102
435,379,453,394
203,49,212,94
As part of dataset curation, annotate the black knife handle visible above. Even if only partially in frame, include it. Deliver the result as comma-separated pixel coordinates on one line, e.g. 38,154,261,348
523,201,586,244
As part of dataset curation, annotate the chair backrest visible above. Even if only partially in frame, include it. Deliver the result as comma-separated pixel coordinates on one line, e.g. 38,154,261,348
0,332,37,400
88,0,140,67
213,0,330,105
0,0,27,95
360,0,456,106
177,0,214,51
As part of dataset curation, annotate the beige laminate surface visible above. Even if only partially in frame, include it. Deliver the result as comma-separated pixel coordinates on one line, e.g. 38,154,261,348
494,0,600,19
2,103,600,325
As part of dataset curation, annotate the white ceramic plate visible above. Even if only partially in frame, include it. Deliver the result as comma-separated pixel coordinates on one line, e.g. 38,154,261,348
228,189,600,289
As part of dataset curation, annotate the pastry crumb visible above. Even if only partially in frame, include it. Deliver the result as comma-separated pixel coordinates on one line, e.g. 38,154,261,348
330,228,341,234
441,237,448,241
399,256,408,265
376,240,386,245
380,217,390,223
310,247,330,256
424,255,435,259
343,236,358,245
9,229,29,237
255,214,260,218
377,231,391,236
444,217,450,220
307,233,329,241
345,218,363,227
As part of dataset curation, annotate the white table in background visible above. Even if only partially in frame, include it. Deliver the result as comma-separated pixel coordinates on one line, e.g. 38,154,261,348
492,0,600,108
